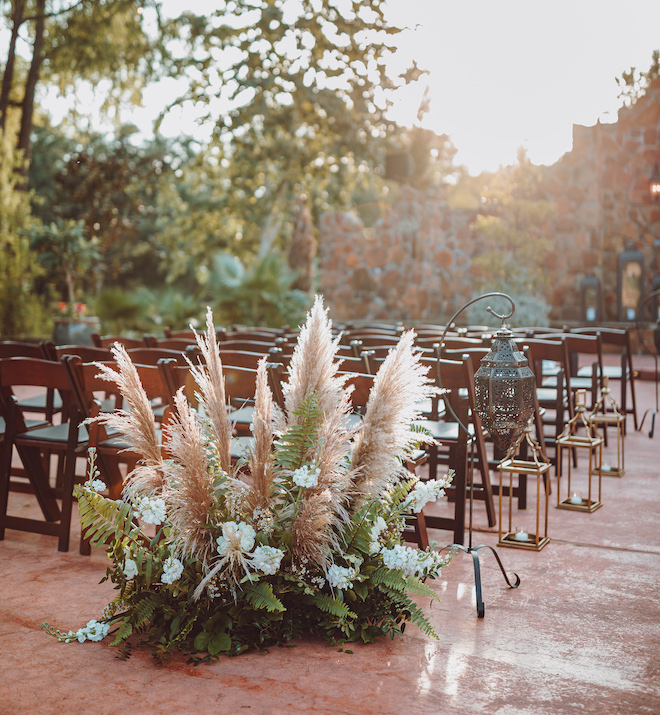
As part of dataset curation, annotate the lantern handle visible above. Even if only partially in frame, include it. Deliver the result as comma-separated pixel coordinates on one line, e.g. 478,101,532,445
436,292,517,436
444,292,515,332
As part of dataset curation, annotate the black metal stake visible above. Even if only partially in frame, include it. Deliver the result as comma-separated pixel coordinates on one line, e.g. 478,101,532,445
438,292,522,618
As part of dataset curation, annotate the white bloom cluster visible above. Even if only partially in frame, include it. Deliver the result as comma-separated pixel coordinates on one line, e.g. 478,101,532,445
69,619,110,643
134,495,167,524
252,506,275,536
216,521,256,555
252,545,285,575
381,544,446,578
327,563,358,590
369,516,388,554
123,555,138,579
88,479,106,493
292,465,320,488
403,477,450,514
161,556,184,585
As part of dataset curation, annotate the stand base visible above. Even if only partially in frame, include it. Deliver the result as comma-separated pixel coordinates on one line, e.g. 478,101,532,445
450,544,521,619
498,532,550,551
594,465,624,477
639,408,657,439
557,497,602,512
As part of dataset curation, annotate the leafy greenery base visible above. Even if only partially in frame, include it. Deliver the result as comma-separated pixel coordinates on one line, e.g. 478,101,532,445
43,478,450,662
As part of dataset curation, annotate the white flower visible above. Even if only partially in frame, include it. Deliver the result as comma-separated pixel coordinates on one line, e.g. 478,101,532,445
292,465,320,488
402,476,451,514
369,516,388,554
89,479,106,492
381,544,446,578
123,557,138,579
252,545,285,575
161,556,184,585
327,564,357,590
75,619,110,643
216,521,256,556
134,495,167,524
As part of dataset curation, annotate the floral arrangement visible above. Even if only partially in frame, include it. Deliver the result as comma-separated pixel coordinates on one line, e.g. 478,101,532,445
43,296,453,661
57,301,88,320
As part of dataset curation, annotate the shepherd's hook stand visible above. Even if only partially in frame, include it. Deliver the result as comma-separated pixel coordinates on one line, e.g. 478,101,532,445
438,292,521,618
636,289,660,438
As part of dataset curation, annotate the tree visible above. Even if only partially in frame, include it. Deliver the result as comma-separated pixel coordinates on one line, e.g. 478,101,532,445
469,150,556,326
616,50,660,107
0,122,45,336
0,0,179,164
163,0,407,253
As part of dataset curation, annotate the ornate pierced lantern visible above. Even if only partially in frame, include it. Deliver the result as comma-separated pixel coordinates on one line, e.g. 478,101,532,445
649,161,660,201
474,324,536,455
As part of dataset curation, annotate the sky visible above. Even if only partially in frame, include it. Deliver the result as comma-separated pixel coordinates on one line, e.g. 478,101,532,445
41,0,660,177
385,0,660,174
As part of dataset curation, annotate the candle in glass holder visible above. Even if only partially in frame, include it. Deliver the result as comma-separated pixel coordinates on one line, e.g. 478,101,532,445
570,492,582,505
514,527,529,542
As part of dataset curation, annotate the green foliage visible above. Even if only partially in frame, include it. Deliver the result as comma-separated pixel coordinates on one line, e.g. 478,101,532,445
617,50,660,107
274,394,323,472
0,125,47,337
208,251,311,327
243,582,285,613
45,306,454,662
29,218,100,304
468,149,555,326
75,485,144,552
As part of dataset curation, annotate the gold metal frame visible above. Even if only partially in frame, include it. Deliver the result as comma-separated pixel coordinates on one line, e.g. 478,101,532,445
556,390,603,512
498,424,551,550
588,377,625,478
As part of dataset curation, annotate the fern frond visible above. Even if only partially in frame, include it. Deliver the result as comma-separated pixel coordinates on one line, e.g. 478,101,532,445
376,584,437,638
242,582,285,613
110,619,133,646
404,575,440,601
370,567,409,592
310,592,356,619
274,393,322,471
75,487,145,551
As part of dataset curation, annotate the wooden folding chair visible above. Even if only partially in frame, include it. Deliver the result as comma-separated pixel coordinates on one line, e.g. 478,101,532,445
91,334,146,349
0,340,63,421
63,356,175,500
571,327,638,431
159,361,255,465
0,357,88,552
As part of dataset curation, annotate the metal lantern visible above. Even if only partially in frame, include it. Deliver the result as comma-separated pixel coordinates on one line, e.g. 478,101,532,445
649,161,660,201
474,324,536,455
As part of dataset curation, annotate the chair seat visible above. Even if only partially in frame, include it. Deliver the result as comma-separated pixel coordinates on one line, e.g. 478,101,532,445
16,422,88,445
231,436,254,460
17,392,63,412
577,365,630,380
1,416,48,433
416,419,475,443
229,405,254,426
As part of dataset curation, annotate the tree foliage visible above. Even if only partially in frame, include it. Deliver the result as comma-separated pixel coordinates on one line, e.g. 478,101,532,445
160,0,406,252
617,50,660,107
0,122,45,336
469,149,555,325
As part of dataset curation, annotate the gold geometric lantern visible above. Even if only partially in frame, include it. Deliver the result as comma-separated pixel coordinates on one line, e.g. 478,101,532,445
556,390,603,512
498,421,551,551
587,377,625,478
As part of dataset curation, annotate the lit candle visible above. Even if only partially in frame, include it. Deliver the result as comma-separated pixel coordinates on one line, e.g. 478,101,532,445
601,463,611,472
514,528,529,542
570,492,582,505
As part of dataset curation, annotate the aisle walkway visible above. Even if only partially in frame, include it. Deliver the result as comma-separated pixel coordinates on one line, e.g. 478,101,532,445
1,370,659,714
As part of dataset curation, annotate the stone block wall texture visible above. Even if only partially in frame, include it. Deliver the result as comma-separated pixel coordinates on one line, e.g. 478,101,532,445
319,78,660,325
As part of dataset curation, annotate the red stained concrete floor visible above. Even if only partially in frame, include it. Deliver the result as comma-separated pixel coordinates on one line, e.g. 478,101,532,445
1,357,660,714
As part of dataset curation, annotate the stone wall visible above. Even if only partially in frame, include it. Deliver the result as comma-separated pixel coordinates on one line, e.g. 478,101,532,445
318,78,660,325
319,188,478,323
